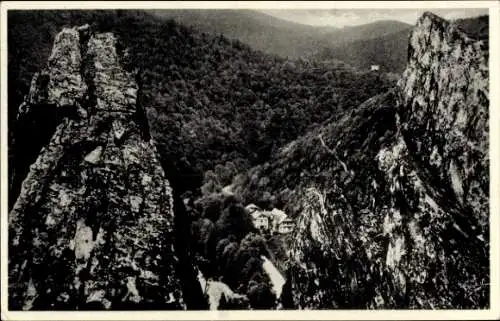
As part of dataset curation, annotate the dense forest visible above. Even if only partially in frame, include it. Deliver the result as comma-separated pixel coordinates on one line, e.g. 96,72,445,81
150,10,412,63
7,9,489,310
8,10,396,201
8,9,397,309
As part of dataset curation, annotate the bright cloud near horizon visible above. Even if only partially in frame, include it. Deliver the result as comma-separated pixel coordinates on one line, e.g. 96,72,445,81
259,8,488,28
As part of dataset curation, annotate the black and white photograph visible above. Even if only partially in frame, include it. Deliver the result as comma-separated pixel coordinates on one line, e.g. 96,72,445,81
0,1,498,319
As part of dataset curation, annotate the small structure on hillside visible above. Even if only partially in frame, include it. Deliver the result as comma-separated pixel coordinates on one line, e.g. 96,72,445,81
278,218,295,234
245,204,260,215
247,204,295,234
253,213,270,230
371,65,380,71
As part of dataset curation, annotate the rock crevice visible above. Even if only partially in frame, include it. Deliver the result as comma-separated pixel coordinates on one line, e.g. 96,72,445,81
398,11,488,224
283,12,489,309
9,25,185,310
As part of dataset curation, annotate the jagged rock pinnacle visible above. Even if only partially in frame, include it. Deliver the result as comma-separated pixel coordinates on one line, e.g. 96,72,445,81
398,10,488,225
283,12,489,309
9,25,185,310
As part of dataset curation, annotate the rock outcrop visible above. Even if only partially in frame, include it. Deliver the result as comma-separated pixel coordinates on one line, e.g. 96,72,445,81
232,12,489,309
287,12,489,309
398,12,489,228
196,269,248,310
9,25,185,310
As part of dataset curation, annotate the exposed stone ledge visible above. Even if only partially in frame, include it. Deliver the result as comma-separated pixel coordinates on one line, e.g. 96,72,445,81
397,11,488,226
9,25,185,310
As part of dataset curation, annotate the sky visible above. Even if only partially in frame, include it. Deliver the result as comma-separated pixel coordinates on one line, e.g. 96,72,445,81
259,8,489,28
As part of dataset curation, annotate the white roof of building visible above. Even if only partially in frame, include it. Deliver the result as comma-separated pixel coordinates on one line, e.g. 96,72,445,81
251,211,263,219
245,203,261,212
269,208,288,223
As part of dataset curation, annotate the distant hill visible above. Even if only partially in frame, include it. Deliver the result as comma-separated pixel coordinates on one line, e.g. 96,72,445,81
313,28,411,73
454,15,489,48
326,20,411,43
312,15,488,73
150,10,412,61
149,9,337,59
8,10,395,204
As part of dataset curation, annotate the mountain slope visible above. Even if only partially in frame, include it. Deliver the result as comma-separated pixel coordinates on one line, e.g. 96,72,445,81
8,10,396,205
230,11,489,309
149,9,336,59
313,28,411,73
312,15,488,73
151,9,339,36
151,10,412,60
328,20,412,43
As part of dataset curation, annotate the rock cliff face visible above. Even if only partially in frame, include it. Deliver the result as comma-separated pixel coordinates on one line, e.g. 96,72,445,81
285,12,489,309
398,12,489,229
232,12,489,309
9,26,185,310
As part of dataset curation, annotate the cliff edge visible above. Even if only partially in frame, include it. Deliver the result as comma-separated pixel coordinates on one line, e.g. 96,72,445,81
9,25,185,310
285,11,489,309
230,12,489,309
398,11,489,228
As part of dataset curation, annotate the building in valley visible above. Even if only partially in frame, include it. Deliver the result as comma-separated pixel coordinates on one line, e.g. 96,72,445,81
246,204,295,234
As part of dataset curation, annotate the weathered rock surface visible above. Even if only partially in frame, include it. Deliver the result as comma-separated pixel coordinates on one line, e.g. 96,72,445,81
196,269,248,310
232,12,489,309
289,12,489,309
9,26,185,310
398,12,489,227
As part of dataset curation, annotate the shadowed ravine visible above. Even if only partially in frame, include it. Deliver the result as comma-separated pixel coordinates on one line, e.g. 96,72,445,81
7,10,489,311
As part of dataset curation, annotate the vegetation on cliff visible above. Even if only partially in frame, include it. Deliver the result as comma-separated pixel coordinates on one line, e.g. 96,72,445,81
231,12,489,309
7,9,490,311
8,10,396,205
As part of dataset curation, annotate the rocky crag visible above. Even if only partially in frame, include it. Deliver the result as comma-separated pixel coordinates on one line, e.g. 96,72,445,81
8,11,489,311
398,12,489,229
232,12,489,309
9,25,186,310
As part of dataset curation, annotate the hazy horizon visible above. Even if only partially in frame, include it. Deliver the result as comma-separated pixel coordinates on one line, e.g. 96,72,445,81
259,8,489,28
